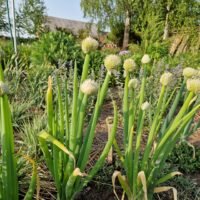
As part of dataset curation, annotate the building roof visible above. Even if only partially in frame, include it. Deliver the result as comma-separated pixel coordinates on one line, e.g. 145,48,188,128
46,16,98,37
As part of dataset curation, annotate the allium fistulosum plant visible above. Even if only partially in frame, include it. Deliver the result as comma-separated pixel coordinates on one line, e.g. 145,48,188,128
38,37,119,199
0,64,38,200
112,56,200,200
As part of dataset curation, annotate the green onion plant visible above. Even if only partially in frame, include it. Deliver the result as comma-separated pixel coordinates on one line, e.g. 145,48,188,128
38,37,119,199
112,58,200,200
0,64,37,200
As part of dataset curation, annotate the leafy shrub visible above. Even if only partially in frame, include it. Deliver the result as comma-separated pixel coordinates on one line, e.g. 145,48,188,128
31,31,83,67
146,41,169,60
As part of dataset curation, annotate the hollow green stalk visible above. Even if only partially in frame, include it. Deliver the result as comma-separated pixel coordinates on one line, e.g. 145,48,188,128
78,54,90,109
0,66,18,200
126,89,136,188
77,72,111,171
75,101,118,195
65,81,70,148
148,104,200,189
46,76,53,134
139,69,146,108
141,85,166,171
123,71,130,147
57,77,64,141
152,100,197,163
74,94,88,158
65,64,78,182
159,81,185,137
133,108,146,195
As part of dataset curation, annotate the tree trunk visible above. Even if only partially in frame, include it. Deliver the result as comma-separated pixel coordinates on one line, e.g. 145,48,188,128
122,11,130,50
163,5,170,40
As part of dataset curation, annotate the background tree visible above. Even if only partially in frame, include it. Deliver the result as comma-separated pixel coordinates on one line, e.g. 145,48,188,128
80,0,139,49
81,0,199,51
0,0,7,32
16,0,46,37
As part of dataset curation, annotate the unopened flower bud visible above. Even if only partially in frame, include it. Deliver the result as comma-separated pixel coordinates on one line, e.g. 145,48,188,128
82,37,98,54
80,79,98,96
141,54,151,64
128,78,139,89
104,54,121,72
123,58,136,72
187,79,200,94
160,72,173,86
183,67,197,79
141,101,150,110
0,81,9,96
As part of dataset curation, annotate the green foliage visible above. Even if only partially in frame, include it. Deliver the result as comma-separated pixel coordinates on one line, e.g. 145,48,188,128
10,100,34,129
20,116,46,157
154,162,200,200
167,142,200,173
146,41,169,60
89,50,106,78
169,0,200,31
81,0,199,53
0,39,14,63
31,31,83,67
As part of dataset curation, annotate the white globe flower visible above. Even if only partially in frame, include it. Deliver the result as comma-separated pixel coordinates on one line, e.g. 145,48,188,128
123,58,136,72
141,54,151,64
187,79,200,94
160,72,173,86
80,79,98,96
128,78,139,89
104,54,121,72
183,67,197,79
82,37,99,54
141,101,150,111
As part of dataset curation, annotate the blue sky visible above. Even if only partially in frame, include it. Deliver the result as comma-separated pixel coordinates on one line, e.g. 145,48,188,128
44,0,88,21
16,0,89,22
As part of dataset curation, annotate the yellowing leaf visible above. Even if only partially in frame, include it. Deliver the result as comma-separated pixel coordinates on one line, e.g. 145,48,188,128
137,171,148,200
112,171,133,200
154,186,177,200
